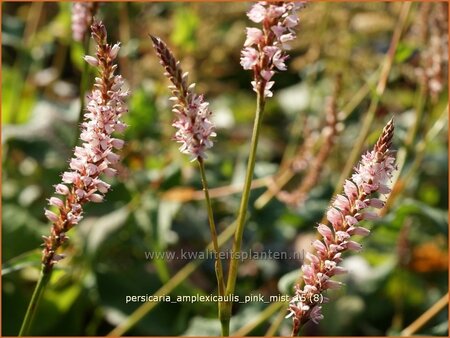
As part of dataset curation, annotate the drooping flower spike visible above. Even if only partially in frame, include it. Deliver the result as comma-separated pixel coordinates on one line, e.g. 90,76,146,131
287,119,396,335
151,35,216,161
241,1,306,97
42,21,128,272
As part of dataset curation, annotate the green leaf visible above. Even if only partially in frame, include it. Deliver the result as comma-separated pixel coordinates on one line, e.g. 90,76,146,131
1,67,36,125
78,206,131,256
394,42,416,63
157,200,181,250
2,249,41,276
390,198,448,234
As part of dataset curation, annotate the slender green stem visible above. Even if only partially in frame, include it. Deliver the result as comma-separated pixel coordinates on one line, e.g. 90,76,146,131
198,157,225,297
19,266,53,336
198,157,227,335
221,91,266,334
400,292,449,336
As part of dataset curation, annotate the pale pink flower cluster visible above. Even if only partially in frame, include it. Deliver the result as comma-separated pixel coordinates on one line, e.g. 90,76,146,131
171,92,216,160
71,2,96,42
240,1,306,97
287,120,396,335
415,3,448,101
151,36,216,161
42,21,128,271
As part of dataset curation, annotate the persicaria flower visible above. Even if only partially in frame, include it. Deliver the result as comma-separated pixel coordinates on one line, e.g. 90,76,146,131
241,1,306,97
151,35,216,161
71,2,97,42
287,119,396,336
42,21,128,272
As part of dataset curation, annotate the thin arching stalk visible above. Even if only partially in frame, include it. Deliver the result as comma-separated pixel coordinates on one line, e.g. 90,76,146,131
198,157,226,334
220,91,266,335
18,269,52,336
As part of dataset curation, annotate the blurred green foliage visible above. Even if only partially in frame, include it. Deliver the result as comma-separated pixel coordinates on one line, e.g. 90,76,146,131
2,2,448,336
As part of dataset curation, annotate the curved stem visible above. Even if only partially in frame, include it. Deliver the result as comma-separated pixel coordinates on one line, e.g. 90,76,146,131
198,157,225,297
19,267,53,336
221,91,266,334
400,292,449,336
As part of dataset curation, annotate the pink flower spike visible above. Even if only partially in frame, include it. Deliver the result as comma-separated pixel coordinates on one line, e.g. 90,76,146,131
363,211,378,220
306,252,320,265
84,55,99,67
334,194,350,211
55,184,70,195
313,239,327,254
346,240,363,252
280,33,296,43
260,69,275,81
263,81,275,97
41,21,128,272
151,36,216,160
89,194,104,203
242,1,303,97
335,231,350,241
75,188,85,199
378,183,391,194
349,226,371,237
344,179,358,199
62,172,79,184
327,207,342,226
285,14,299,28
240,47,259,70
345,215,358,226
72,2,96,42
247,3,266,23
324,279,342,290
332,266,347,275
272,50,287,71
110,43,120,59
48,197,64,208
263,46,279,59
95,180,110,194
45,209,59,223
317,223,333,240
103,167,117,177
309,306,324,324
111,138,125,149
244,28,263,47
271,24,286,38
289,119,396,333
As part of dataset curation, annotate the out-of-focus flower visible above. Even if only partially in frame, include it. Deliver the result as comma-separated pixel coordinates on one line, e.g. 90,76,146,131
414,2,448,101
151,36,216,161
287,119,396,335
42,21,128,271
241,1,306,97
71,2,98,42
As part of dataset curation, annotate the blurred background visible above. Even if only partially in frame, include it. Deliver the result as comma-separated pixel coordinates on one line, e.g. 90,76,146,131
2,2,448,336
